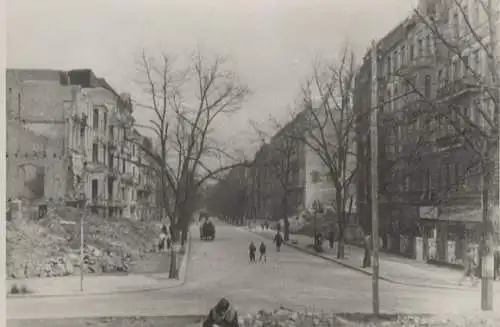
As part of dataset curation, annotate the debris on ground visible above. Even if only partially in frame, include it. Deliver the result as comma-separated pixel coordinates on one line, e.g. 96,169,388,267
7,205,161,279
239,308,500,327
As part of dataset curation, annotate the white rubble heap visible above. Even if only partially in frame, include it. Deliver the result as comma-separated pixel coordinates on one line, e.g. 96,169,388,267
236,307,499,327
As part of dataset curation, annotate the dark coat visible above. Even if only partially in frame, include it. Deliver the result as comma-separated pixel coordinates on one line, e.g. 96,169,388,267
274,233,283,246
203,306,239,327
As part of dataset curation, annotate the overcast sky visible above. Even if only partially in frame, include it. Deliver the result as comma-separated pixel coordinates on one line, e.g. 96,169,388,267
7,0,416,156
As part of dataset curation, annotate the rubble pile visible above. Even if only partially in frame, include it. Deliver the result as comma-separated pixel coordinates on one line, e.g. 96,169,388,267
239,308,500,327
7,206,159,279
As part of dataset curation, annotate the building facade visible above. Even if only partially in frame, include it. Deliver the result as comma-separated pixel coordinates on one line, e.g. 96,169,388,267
249,115,306,221
6,69,157,220
355,0,499,264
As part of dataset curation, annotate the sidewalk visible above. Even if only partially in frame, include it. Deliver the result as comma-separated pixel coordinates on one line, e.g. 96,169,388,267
7,233,192,298
251,228,479,290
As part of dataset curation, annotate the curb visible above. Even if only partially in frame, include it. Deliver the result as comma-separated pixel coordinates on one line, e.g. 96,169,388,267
251,230,474,292
7,233,193,299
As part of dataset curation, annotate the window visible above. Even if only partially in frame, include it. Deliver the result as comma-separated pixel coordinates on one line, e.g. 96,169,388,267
424,75,431,98
386,90,392,113
103,145,107,165
311,170,320,183
92,180,98,201
453,12,460,39
409,44,415,60
452,60,460,80
437,69,443,88
474,50,480,75
454,162,461,190
132,144,136,157
110,126,114,140
418,38,423,56
92,143,98,162
462,55,469,77
463,5,469,28
473,0,480,26
103,112,108,132
122,158,126,173
93,108,99,129
426,35,432,55
394,50,399,70
387,56,391,76
423,168,431,195
401,45,406,65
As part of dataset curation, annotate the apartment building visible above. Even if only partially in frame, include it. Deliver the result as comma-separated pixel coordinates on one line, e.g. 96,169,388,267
6,69,157,220
249,115,306,221
355,0,500,264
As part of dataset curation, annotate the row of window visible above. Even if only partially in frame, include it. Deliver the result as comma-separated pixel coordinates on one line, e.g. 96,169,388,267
394,160,479,195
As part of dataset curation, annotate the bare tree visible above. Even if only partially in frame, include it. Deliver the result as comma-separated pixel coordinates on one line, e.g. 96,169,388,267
299,46,358,259
130,49,250,247
206,167,250,224
251,118,304,241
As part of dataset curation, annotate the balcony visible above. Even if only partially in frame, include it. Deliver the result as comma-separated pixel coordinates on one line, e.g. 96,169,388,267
107,166,119,178
436,76,480,101
85,160,107,173
398,56,434,76
121,172,134,184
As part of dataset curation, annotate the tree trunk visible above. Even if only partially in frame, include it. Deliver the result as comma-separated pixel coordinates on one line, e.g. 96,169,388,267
283,194,290,241
337,228,345,259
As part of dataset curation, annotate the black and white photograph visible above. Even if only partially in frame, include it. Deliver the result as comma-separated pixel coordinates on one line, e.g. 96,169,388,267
3,0,500,326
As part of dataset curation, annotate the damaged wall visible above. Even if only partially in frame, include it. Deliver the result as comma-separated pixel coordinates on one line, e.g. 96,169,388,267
7,122,68,202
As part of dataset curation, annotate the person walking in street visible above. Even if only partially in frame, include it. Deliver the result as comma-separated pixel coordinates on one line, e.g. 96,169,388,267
273,231,283,252
459,245,479,286
362,232,372,268
249,241,257,263
259,241,267,263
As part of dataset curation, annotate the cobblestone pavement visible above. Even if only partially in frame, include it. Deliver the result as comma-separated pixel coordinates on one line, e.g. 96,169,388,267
7,222,500,320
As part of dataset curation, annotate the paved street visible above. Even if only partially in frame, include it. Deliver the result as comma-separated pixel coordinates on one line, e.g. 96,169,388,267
251,228,486,289
7,222,500,321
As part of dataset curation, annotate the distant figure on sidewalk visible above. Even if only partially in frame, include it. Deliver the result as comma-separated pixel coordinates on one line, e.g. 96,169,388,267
459,245,479,286
203,298,239,327
328,228,335,249
274,231,283,252
362,233,372,268
494,248,500,281
249,241,257,263
259,241,267,263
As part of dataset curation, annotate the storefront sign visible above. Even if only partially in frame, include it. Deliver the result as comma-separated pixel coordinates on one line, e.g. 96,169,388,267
419,206,438,219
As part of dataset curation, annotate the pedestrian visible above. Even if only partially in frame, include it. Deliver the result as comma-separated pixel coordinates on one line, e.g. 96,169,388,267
202,298,239,327
273,231,283,252
362,232,372,268
494,248,500,281
328,228,335,249
259,241,267,263
459,245,479,286
249,241,257,263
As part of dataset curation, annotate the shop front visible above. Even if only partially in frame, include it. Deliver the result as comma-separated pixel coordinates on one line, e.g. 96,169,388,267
419,205,482,266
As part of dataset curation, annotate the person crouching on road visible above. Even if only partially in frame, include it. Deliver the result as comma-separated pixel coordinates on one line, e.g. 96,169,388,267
249,241,257,263
203,298,239,327
273,231,283,252
259,241,267,263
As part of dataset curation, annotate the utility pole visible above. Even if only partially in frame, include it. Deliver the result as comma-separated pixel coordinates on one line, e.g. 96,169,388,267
369,40,380,315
